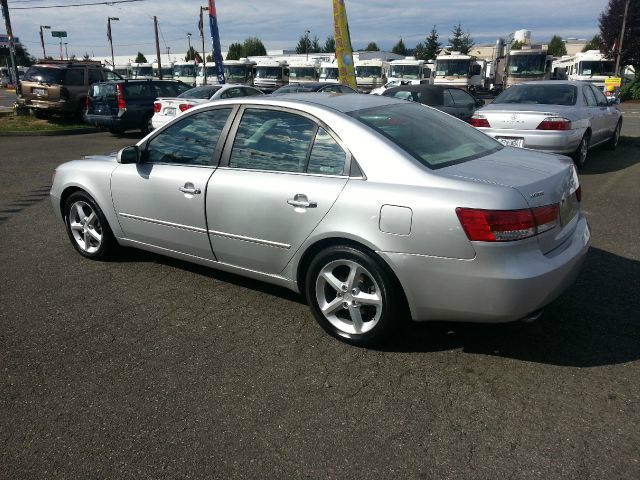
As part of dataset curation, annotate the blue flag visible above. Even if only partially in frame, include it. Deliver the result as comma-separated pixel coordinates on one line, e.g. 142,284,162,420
208,0,225,84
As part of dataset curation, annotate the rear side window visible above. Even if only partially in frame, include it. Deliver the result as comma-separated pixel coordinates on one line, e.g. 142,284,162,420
23,66,64,84
124,83,153,99
242,87,263,97
64,69,85,86
220,87,245,99
350,103,501,169
307,128,346,175
155,82,191,97
448,88,474,107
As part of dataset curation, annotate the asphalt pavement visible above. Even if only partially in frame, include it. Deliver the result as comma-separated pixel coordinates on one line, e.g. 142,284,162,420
1,106,639,479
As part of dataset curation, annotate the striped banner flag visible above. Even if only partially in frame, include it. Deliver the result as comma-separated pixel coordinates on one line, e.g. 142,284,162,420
208,0,226,84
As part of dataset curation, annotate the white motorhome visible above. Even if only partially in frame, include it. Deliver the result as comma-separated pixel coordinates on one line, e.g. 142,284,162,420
504,45,553,88
223,58,256,85
318,61,339,84
552,50,616,89
130,63,154,79
387,57,432,84
112,65,132,79
253,59,289,93
173,61,198,87
289,60,319,84
153,62,174,79
355,59,388,93
434,52,485,92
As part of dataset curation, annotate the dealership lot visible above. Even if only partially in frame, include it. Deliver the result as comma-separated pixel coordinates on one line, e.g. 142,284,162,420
1,102,639,478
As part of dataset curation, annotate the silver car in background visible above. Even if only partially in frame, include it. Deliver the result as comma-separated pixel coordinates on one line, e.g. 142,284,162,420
471,81,622,167
50,94,590,346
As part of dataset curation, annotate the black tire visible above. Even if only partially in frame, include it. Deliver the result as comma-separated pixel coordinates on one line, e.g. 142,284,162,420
606,120,622,150
140,114,153,135
572,132,590,169
63,191,118,260
109,127,125,135
305,245,403,346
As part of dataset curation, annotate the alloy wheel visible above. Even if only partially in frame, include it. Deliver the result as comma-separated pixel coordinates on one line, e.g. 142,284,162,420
68,201,103,254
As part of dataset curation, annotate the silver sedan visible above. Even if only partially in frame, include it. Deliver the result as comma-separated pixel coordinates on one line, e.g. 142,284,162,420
50,93,590,346
471,80,622,168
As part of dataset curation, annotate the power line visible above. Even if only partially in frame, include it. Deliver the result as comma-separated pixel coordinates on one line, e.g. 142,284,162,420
9,0,144,9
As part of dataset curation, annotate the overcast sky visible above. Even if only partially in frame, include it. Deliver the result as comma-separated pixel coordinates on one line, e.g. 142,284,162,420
7,0,607,58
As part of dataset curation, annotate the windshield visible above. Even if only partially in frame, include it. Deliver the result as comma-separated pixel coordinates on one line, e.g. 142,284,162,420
320,67,339,79
225,65,250,81
356,66,383,78
255,66,282,79
132,66,153,77
198,66,217,76
579,60,615,76
115,68,130,77
390,64,421,79
178,85,221,99
507,54,547,76
350,103,500,169
23,66,64,84
173,65,196,77
493,84,578,106
290,67,317,80
161,67,173,77
435,59,470,77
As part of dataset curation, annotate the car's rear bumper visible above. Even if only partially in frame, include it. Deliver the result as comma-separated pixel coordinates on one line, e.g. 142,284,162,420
83,113,137,130
16,97,73,113
479,127,584,154
380,214,590,323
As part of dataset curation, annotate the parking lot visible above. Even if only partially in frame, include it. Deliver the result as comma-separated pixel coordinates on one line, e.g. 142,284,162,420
1,89,639,478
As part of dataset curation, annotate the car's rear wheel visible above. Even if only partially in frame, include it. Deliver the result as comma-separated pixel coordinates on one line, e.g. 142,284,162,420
109,127,125,135
64,191,117,260
607,120,622,150
572,132,590,169
305,245,401,346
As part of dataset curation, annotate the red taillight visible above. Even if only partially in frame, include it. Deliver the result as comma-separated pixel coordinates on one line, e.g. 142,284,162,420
116,83,126,110
575,185,582,202
85,96,90,109
470,115,490,128
536,117,571,131
456,205,559,242
178,103,193,112
154,101,161,113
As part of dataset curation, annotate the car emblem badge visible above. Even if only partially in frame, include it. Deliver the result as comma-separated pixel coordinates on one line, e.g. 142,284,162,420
510,114,518,120
530,191,545,199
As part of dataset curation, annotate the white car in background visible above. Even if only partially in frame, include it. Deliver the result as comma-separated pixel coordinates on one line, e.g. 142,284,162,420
152,84,263,130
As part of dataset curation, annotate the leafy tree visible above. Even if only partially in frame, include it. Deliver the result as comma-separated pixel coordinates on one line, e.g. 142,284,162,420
392,38,408,56
448,23,474,54
547,35,567,57
323,36,335,53
242,37,267,57
364,42,379,51
134,52,148,63
226,42,244,60
510,40,524,50
598,0,640,73
1,44,35,67
582,35,605,52
184,46,198,62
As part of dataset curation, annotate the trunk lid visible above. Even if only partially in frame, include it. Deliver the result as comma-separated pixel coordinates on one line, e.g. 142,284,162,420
441,147,580,253
479,104,575,130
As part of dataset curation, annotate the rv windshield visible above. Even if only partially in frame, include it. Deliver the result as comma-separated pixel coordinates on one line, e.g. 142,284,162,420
507,54,547,76
256,66,282,80
390,64,421,79
225,65,250,81
173,65,196,77
356,66,383,78
290,67,317,80
132,66,153,77
435,59,470,77
579,60,615,76
320,67,339,79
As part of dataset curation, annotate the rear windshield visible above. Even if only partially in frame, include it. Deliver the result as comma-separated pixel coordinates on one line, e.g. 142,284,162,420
349,103,501,169
23,66,65,84
178,85,221,99
274,85,315,95
493,84,578,106
89,83,117,99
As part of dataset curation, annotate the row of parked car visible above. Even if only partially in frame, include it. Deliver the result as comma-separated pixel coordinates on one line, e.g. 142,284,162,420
17,60,622,168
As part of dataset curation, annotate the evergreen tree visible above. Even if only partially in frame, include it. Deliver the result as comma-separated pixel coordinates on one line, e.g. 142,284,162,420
310,36,322,54
323,36,335,53
226,42,244,60
419,26,441,60
547,35,567,57
206,54,214,62
243,37,267,57
448,23,465,52
134,52,148,63
364,42,379,51
184,46,198,62
392,38,408,56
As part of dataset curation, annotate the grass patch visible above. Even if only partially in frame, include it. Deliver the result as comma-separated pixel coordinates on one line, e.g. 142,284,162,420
0,114,88,132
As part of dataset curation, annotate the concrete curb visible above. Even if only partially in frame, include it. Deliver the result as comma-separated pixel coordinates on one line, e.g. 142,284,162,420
0,127,101,137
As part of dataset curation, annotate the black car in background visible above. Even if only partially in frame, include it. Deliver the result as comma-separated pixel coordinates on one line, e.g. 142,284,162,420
84,79,191,134
382,85,485,122
271,82,358,95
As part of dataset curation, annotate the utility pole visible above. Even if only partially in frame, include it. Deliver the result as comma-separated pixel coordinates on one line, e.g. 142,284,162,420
305,29,310,61
108,17,119,68
615,0,631,77
166,46,171,61
153,16,162,79
64,42,68,60
39,25,51,59
200,6,208,84
1,0,20,94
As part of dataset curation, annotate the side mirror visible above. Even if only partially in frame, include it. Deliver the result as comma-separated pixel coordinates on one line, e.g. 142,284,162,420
117,145,140,164
475,98,485,107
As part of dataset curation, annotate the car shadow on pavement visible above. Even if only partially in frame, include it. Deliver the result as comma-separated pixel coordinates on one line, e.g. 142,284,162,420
385,247,640,368
580,136,640,175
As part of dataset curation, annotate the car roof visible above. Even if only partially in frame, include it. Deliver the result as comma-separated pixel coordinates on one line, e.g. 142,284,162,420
511,80,587,87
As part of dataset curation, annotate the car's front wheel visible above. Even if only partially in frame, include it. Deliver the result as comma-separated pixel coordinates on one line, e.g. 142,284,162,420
305,245,402,346
64,191,117,260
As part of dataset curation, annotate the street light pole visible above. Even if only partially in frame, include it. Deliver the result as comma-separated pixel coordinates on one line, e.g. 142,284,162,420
39,25,51,59
200,6,208,85
305,29,310,61
187,32,192,55
64,42,68,60
108,17,119,69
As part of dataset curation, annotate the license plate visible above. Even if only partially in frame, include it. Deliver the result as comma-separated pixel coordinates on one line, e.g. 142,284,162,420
496,137,524,148
559,194,578,227
163,107,176,116
33,88,46,96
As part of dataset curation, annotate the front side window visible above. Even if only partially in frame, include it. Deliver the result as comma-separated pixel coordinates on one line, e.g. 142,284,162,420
350,103,501,169
590,85,608,106
146,108,231,166
65,69,85,86
448,88,474,107
229,109,316,173
307,128,346,175
583,86,597,107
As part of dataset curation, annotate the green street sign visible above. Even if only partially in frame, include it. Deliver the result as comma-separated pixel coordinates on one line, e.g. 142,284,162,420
51,31,67,38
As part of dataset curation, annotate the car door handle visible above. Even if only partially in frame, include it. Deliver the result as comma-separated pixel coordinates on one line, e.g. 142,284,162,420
287,194,317,209
179,185,201,195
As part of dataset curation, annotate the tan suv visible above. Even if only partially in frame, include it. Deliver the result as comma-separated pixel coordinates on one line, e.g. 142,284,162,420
17,60,121,118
